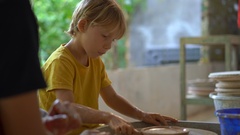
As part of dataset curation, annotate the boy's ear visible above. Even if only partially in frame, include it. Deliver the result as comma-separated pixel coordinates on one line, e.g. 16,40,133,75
77,19,87,32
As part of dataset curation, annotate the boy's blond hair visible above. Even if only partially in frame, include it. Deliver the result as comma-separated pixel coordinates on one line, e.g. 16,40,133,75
66,0,126,39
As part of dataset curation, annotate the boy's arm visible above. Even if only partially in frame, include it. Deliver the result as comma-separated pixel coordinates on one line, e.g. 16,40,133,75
54,89,120,124
55,89,139,134
100,85,178,125
100,85,144,120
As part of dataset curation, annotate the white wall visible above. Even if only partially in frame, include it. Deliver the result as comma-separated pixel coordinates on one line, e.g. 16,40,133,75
99,62,225,121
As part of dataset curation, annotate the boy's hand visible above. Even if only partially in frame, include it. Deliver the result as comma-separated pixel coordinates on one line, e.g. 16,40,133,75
107,114,140,135
140,112,178,126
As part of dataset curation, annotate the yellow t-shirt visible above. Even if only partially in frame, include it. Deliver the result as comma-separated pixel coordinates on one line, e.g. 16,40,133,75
38,44,111,135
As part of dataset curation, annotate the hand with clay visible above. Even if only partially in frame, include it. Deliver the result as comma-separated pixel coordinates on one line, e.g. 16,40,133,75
42,99,82,135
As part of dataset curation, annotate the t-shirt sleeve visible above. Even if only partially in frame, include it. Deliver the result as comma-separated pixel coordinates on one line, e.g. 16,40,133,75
44,58,75,91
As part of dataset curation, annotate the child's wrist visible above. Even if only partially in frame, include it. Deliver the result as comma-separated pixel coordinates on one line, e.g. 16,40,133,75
135,108,145,120
101,112,114,124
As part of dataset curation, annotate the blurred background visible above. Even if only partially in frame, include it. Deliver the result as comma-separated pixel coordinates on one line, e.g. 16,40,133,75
32,0,239,121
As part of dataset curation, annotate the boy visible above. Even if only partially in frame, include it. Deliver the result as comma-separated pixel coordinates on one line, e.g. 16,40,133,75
38,0,177,135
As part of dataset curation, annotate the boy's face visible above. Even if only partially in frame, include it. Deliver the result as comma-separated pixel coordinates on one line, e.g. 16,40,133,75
81,25,117,58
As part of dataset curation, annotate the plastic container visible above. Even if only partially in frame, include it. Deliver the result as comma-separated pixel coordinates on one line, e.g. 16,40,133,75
215,108,240,135
209,92,240,110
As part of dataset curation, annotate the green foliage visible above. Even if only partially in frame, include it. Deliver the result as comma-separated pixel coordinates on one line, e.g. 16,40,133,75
33,0,145,68
117,37,127,68
33,0,77,64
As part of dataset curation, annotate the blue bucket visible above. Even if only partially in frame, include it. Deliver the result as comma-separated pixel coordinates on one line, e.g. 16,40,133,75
215,108,240,135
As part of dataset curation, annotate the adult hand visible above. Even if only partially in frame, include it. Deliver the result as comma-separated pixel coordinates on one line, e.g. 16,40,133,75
43,99,82,135
140,112,178,126
107,114,140,135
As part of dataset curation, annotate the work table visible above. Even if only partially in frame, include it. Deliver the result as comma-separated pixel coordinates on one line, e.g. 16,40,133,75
96,121,220,134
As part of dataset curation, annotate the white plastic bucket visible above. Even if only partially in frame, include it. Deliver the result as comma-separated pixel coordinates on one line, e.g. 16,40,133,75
209,92,240,110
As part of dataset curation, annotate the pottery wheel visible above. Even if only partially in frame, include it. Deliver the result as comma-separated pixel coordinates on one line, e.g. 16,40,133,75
187,128,217,135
